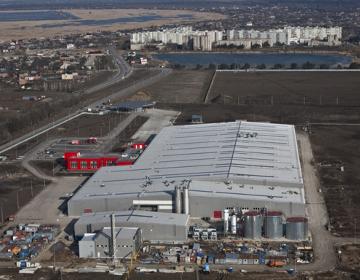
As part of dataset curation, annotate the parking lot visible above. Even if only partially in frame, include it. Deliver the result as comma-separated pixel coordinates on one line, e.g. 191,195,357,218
35,138,102,161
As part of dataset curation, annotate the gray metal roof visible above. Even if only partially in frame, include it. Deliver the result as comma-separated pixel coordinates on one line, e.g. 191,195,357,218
189,180,305,204
76,211,190,227
70,121,303,203
80,233,96,241
98,227,139,240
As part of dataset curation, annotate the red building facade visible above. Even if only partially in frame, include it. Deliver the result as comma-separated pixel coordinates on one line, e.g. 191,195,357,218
64,152,133,172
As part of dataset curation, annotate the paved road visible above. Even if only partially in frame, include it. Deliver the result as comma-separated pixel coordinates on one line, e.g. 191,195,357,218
87,67,171,110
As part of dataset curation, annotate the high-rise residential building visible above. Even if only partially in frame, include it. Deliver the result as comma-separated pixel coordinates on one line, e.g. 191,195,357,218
130,26,342,50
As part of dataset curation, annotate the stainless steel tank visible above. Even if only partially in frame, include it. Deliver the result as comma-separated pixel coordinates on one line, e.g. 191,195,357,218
244,211,262,239
264,211,283,239
286,217,308,240
231,215,237,234
223,209,229,234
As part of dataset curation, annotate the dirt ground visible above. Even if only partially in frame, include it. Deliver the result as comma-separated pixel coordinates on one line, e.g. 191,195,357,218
111,115,149,152
0,163,49,224
53,113,127,138
142,70,214,103
0,268,357,280
310,125,360,237
208,72,360,107
158,102,360,124
338,244,360,273
0,9,225,41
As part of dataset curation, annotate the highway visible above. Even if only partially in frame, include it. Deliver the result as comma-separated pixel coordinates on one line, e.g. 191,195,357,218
72,47,132,96
0,49,171,156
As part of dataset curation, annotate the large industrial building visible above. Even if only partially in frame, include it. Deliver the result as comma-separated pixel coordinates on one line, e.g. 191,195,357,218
68,121,305,220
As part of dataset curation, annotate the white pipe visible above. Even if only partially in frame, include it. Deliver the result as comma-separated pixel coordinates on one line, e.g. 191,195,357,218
175,186,182,214
183,187,189,215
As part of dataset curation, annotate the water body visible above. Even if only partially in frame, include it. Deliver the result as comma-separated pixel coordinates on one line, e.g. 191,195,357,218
154,53,352,67
0,11,78,21
38,14,194,28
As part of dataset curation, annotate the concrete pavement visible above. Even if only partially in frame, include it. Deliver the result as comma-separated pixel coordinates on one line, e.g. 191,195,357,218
132,109,180,142
14,176,85,227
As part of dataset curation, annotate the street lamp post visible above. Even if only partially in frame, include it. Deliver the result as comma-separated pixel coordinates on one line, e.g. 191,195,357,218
16,188,23,210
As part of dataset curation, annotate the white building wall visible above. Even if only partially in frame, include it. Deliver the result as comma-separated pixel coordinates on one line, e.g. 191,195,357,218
130,26,342,49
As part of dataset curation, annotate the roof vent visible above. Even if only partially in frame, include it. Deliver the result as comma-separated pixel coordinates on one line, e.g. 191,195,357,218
224,179,232,185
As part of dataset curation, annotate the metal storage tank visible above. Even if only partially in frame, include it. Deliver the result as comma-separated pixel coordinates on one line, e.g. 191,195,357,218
244,211,262,239
286,217,308,240
231,215,237,234
264,211,283,239
223,209,229,234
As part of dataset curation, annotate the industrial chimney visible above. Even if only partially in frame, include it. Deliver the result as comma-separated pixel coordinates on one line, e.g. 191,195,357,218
110,213,116,260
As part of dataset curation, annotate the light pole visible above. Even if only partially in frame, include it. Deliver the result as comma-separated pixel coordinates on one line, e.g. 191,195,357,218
355,218,357,244
16,188,23,210
30,179,33,198
0,201,4,225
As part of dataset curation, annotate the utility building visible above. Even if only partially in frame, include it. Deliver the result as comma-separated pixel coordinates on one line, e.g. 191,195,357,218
79,227,141,259
68,121,305,218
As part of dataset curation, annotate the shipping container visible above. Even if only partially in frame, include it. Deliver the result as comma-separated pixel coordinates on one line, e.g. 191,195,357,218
213,210,222,219
131,143,146,150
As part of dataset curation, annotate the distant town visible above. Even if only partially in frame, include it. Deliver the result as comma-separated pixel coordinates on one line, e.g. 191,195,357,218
131,26,343,51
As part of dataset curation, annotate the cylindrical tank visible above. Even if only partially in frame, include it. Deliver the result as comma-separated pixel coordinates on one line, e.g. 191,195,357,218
264,211,283,239
175,186,181,214
244,211,262,239
286,217,308,240
183,187,189,215
231,215,237,234
223,209,229,234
